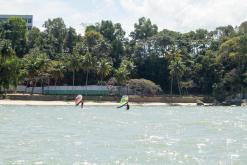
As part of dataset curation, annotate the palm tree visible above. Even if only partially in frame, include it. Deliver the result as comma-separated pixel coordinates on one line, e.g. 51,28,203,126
49,60,65,86
96,58,113,96
115,59,135,85
97,58,113,85
23,49,50,95
114,59,135,95
115,67,129,85
81,52,96,95
66,53,81,86
168,58,186,95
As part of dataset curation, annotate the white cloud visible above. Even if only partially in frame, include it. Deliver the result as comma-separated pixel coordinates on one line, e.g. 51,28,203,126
119,0,247,32
0,0,84,32
0,0,246,34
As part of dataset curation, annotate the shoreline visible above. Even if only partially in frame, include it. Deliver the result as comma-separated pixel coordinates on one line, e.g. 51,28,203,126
0,100,198,106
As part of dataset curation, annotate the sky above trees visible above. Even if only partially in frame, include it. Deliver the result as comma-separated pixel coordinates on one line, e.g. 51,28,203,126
0,0,247,34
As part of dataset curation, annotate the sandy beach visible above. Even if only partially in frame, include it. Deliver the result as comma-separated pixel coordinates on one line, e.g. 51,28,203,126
0,100,198,106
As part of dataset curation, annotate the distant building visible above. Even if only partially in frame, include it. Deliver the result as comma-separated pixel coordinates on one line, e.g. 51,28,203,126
0,15,33,30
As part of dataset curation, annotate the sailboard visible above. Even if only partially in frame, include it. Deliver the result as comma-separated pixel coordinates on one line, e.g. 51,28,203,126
117,95,129,108
75,95,83,106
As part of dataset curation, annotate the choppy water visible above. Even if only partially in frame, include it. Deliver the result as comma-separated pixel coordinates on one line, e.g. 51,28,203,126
0,105,247,165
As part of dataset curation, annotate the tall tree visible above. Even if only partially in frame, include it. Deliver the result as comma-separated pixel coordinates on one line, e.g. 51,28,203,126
83,30,111,59
65,53,82,86
97,58,113,84
43,18,67,58
167,50,187,95
64,27,78,53
115,59,135,85
48,60,66,86
0,39,15,61
93,21,126,67
22,49,50,94
0,40,22,94
81,52,96,95
130,17,158,41
1,17,28,57
27,27,42,49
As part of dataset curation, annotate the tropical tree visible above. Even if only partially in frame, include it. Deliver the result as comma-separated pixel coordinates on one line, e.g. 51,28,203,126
96,58,113,85
0,39,22,95
27,27,42,49
65,53,82,86
115,59,135,85
0,39,14,61
81,52,96,95
92,20,126,67
43,18,67,58
48,60,66,86
64,27,78,53
96,58,113,95
1,17,28,57
168,53,187,95
115,67,129,86
22,49,50,94
83,30,111,59
0,55,23,95
130,17,158,40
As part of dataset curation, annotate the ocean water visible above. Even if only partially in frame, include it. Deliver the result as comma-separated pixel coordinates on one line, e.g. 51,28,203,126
0,105,247,165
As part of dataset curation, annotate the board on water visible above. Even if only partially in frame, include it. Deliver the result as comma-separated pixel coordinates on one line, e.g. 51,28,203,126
117,95,128,108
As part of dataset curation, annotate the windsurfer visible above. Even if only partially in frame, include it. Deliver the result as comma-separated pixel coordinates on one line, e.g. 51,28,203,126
117,95,130,110
79,98,84,108
126,102,130,110
75,95,84,108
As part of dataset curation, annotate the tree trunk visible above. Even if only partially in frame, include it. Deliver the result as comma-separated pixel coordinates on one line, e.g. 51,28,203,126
85,69,89,96
31,80,34,95
47,77,50,95
54,78,58,96
177,78,182,96
101,74,103,96
31,79,37,95
4,88,7,97
72,70,75,86
55,79,58,87
170,76,173,95
41,79,44,95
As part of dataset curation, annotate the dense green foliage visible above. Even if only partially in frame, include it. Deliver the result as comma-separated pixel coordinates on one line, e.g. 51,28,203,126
0,16,247,99
128,79,162,96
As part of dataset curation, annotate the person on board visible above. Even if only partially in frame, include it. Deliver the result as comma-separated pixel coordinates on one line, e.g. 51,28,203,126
79,97,84,108
126,102,130,110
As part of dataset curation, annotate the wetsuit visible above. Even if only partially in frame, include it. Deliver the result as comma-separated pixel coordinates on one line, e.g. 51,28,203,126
126,103,130,110
80,101,84,108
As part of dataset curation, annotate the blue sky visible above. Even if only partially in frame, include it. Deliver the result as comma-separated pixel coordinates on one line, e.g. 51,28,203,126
0,0,247,34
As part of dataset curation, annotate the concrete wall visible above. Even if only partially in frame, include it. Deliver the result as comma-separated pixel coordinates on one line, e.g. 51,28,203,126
15,85,125,96
16,86,43,94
